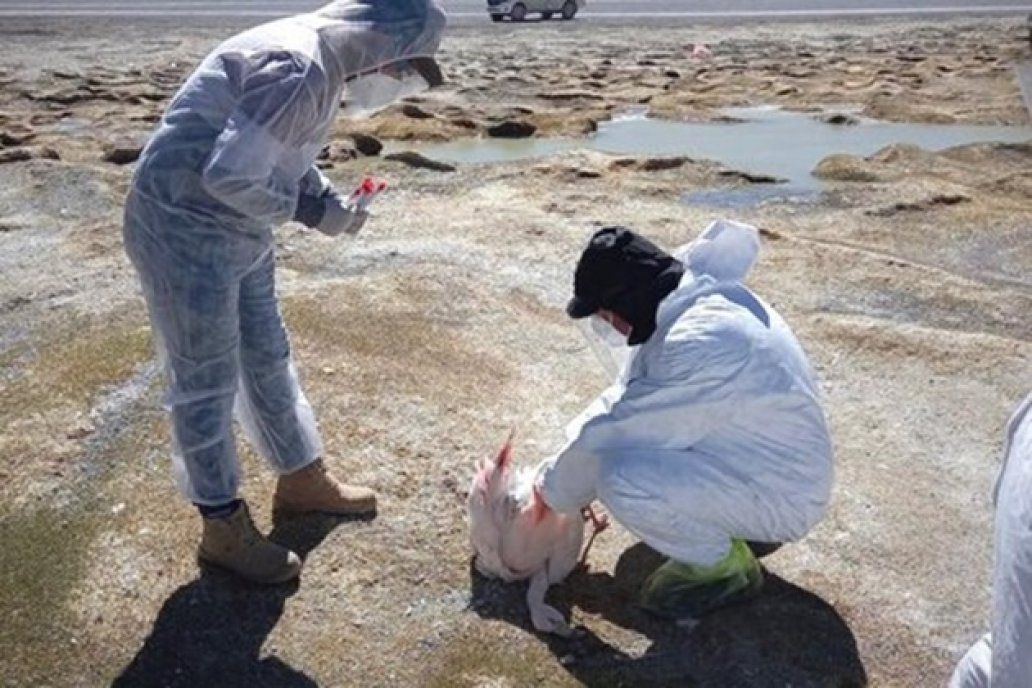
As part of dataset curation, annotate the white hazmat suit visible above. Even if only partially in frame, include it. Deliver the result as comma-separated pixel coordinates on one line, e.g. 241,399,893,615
951,391,1032,688
123,0,446,505
538,220,834,567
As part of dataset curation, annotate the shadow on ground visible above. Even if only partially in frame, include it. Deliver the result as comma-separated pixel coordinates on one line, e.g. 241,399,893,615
470,543,868,688
112,512,366,688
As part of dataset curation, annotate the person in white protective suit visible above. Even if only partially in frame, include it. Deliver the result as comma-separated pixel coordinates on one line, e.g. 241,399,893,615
951,392,1032,688
536,221,835,619
122,0,446,585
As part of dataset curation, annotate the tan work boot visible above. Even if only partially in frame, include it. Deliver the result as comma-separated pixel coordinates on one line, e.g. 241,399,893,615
198,501,302,584
273,459,377,516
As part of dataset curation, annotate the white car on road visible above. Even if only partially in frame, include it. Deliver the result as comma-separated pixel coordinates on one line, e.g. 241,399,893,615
487,0,585,22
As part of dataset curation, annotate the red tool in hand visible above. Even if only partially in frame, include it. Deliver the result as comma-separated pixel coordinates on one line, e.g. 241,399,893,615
346,176,388,212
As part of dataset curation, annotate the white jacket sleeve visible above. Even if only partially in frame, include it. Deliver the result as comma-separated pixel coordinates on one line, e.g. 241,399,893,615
989,393,1032,686
952,393,1032,688
202,50,329,225
539,324,751,515
536,381,624,515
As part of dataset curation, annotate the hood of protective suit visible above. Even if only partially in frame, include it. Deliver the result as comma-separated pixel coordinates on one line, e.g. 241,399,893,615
304,0,446,83
650,218,769,345
216,0,446,90
673,218,761,293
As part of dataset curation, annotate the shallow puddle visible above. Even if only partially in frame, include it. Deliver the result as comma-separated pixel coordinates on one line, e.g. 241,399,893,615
397,107,1032,206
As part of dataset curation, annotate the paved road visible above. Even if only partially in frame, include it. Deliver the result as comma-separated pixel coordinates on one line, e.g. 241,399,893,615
0,0,1029,18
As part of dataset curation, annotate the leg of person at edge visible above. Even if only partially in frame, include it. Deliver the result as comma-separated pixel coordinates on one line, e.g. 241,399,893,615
122,0,447,585
535,220,835,621
951,392,1032,688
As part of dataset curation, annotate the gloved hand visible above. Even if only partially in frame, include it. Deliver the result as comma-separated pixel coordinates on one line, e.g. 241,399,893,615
294,184,369,237
314,191,369,237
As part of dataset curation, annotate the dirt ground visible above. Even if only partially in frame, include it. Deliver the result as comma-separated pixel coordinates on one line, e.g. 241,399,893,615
1,14,1030,688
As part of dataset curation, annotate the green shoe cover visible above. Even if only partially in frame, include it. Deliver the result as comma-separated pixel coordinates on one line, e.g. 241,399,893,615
639,539,763,619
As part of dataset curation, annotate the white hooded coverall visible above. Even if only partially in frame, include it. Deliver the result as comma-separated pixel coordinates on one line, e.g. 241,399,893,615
951,392,1032,688
123,0,446,505
538,220,835,567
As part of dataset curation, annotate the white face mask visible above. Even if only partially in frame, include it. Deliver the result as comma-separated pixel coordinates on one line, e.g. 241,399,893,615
341,70,429,119
576,316,632,379
590,315,628,349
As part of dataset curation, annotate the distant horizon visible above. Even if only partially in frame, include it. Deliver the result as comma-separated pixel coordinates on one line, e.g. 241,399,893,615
0,0,1029,18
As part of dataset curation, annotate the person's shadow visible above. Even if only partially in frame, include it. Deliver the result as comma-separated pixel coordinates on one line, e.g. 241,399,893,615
470,543,868,688
112,511,370,688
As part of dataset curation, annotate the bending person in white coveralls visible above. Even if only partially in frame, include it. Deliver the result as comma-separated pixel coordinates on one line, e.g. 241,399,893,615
536,222,835,619
951,391,1032,688
123,0,446,585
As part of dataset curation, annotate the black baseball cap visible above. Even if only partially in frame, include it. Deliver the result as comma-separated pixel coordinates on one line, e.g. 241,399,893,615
566,227,680,320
